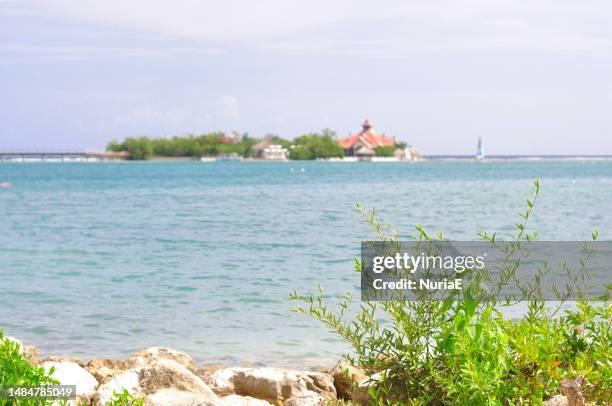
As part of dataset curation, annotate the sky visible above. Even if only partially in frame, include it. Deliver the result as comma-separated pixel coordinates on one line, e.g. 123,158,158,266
1,0,612,155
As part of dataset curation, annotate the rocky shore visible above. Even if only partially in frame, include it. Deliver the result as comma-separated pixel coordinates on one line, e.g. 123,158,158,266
7,337,369,406
7,337,591,406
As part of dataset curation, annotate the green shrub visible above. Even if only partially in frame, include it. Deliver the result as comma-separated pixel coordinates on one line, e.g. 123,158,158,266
0,333,147,406
0,331,58,406
105,389,145,406
374,145,395,157
291,181,611,405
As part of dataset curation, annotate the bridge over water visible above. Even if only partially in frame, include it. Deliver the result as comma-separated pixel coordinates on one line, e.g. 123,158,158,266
0,150,128,162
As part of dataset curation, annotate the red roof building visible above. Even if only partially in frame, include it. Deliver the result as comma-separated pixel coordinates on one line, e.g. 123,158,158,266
337,119,395,157
217,132,241,144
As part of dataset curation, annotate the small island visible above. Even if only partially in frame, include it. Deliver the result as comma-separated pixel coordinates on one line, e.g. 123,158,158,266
106,120,422,162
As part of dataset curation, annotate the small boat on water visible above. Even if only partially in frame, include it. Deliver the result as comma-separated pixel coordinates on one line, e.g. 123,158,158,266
476,137,485,161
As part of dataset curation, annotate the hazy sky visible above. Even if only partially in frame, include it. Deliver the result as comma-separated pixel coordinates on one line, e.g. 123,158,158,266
2,0,611,154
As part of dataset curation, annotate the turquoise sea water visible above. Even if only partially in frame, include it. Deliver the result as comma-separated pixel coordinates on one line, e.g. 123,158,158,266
0,161,611,368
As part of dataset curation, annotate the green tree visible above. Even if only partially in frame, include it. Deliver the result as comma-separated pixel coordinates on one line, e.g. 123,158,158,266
240,134,257,156
289,146,313,160
106,132,259,160
106,139,123,152
122,137,153,160
375,145,395,157
289,131,344,160
107,130,344,160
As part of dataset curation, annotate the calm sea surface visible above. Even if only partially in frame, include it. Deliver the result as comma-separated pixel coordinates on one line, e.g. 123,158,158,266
1,161,611,368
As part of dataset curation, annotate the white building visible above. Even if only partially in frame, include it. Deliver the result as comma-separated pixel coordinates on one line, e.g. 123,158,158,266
262,144,289,161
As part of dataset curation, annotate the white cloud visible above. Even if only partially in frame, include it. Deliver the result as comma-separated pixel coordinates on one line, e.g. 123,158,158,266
23,0,612,55
29,0,347,41
0,42,225,65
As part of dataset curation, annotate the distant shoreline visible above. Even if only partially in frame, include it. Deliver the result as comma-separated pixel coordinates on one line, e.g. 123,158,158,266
2,154,612,163
422,155,612,162
424,154,612,159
